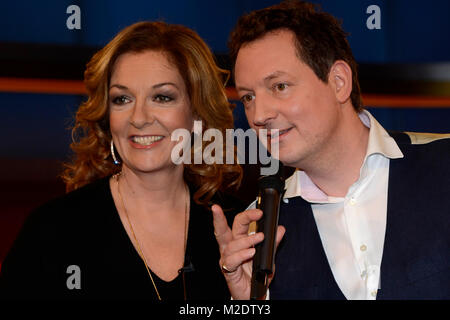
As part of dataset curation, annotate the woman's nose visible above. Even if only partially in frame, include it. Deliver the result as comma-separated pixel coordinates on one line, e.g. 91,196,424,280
129,99,154,128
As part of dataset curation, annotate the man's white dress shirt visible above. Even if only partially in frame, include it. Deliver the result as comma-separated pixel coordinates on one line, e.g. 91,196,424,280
249,110,404,300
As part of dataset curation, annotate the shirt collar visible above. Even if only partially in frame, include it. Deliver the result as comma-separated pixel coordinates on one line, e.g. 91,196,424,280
283,110,404,201
361,110,403,161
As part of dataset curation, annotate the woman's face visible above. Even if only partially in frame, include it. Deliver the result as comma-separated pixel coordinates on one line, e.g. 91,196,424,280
109,50,193,174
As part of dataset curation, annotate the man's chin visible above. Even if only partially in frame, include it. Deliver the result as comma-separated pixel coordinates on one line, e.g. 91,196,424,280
277,153,306,170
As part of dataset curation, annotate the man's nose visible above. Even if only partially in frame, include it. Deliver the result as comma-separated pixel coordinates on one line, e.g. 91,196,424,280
251,93,277,127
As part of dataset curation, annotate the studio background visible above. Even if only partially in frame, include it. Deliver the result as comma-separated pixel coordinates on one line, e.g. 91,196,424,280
1,0,449,265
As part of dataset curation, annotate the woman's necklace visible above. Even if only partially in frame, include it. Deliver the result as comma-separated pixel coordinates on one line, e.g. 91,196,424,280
114,173,189,301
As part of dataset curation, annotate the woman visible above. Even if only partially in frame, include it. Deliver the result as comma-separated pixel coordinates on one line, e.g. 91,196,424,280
0,22,243,300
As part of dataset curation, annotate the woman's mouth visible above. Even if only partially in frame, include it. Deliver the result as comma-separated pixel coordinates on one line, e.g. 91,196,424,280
130,135,164,148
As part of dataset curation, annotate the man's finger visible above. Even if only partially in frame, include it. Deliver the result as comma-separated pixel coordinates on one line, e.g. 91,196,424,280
231,209,263,239
275,225,286,251
223,232,264,257
211,204,232,248
220,248,256,275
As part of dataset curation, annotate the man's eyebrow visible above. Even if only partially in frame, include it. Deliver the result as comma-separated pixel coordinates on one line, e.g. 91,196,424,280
263,71,288,82
235,85,252,92
236,71,289,92
109,84,128,90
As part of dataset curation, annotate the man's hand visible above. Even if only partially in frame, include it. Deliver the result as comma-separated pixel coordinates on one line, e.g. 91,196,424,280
212,204,285,300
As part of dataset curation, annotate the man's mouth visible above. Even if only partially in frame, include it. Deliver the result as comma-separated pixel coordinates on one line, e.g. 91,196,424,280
269,127,293,139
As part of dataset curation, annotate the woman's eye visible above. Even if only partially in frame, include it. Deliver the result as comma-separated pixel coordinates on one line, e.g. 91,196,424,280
154,94,173,103
111,95,131,105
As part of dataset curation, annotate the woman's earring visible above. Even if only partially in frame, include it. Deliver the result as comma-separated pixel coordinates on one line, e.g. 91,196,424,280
111,140,120,165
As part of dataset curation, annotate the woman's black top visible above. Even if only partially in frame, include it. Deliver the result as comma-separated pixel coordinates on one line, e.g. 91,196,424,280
0,177,244,300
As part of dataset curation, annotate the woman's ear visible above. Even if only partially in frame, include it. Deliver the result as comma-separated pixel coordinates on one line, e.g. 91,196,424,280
329,60,353,104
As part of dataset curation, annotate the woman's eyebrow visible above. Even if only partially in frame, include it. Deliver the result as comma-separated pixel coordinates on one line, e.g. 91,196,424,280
109,82,179,90
152,82,179,89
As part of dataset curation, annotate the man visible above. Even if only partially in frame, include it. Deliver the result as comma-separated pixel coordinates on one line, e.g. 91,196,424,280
212,0,450,299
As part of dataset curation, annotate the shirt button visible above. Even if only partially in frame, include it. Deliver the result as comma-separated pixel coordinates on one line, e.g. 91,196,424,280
371,290,377,297
360,244,367,251
350,198,356,205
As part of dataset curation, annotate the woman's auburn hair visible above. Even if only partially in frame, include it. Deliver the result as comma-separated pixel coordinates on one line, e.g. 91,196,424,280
61,21,242,206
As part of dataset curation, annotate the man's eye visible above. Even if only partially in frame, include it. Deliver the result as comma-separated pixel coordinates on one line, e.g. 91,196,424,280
275,83,288,91
241,94,255,104
111,95,131,105
154,95,173,103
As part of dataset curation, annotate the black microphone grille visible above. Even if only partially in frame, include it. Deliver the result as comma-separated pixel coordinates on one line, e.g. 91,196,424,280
258,174,284,193
258,161,284,192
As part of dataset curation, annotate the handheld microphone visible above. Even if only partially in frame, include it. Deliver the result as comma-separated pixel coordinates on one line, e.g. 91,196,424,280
250,162,284,300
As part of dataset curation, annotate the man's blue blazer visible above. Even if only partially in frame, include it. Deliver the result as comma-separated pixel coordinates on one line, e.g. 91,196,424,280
270,132,450,299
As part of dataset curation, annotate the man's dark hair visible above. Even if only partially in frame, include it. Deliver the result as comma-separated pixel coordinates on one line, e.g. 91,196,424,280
229,0,363,111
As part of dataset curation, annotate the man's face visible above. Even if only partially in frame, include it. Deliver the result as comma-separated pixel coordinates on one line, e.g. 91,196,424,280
234,29,342,169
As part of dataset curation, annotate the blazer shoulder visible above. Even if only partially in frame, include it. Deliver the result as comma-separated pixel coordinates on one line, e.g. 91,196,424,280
404,132,450,145
390,131,450,156
403,132,450,158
